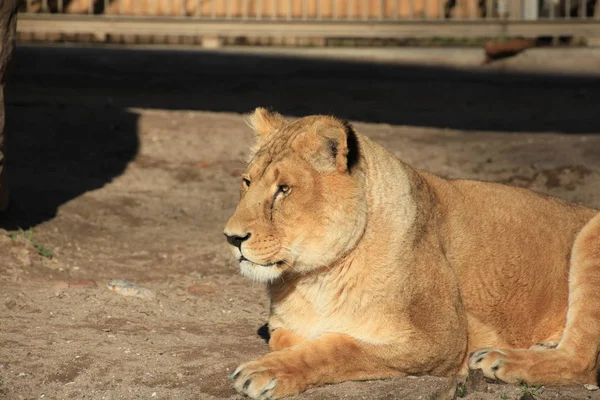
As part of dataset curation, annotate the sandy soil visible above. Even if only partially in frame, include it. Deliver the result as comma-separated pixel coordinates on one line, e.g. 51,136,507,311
1,45,600,400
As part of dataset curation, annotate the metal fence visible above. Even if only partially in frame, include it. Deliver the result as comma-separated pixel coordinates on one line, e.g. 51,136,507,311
16,0,600,43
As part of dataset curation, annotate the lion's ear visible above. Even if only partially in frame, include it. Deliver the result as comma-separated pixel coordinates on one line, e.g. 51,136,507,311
306,119,360,174
333,120,360,173
245,107,286,143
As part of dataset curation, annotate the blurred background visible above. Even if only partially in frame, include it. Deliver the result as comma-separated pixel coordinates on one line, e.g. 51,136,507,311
14,0,600,55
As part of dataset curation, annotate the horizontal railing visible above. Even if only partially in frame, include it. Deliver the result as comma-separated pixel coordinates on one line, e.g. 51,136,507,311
17,14,600,38
16,0,600,41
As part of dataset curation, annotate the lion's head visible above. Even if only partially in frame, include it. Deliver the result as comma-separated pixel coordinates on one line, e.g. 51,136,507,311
223,108,367,283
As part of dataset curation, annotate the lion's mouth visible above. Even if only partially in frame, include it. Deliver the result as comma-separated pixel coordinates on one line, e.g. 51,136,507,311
239,255,283,268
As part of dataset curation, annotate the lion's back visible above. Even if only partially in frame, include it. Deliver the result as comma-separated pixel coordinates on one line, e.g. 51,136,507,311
430,175,596,347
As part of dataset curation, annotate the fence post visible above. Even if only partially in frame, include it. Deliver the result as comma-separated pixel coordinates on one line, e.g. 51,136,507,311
523,0,538,19
0,0,17,212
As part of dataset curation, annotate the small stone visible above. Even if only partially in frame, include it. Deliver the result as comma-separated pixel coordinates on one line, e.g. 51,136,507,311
584,384,599,391
107,279,155,300
151,392,157,397
433,376,458,400
5,299,16,310
466,368,487,392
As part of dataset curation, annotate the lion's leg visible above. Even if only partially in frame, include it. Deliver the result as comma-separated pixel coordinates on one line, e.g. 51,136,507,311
469,213,600,385
230,333,407,399
268,328,305,351
231,328,466,399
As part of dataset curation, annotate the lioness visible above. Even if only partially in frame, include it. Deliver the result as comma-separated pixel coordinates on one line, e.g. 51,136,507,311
224,108,600,399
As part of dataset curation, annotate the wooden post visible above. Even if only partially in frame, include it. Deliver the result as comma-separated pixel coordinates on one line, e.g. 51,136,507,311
0,0,17,212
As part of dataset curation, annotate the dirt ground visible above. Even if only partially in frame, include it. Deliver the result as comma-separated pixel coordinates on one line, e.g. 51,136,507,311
1,44,600,400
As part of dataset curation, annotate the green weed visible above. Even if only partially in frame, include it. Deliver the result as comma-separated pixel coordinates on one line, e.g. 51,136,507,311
8,228,53,259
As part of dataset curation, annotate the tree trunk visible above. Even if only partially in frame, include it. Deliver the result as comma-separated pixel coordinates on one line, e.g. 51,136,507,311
0,0,17,212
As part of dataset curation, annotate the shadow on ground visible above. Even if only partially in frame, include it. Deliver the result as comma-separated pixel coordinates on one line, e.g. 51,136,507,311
3,44,599,229
2,102,139,230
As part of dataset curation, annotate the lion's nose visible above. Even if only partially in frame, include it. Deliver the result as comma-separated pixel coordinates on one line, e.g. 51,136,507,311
224,232,251,249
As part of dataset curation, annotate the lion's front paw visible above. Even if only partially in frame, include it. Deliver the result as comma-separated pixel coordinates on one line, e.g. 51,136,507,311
468,348,520,384
229,357,306,399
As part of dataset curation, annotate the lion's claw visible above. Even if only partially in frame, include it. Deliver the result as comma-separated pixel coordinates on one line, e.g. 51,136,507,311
229,361,282,399
468,348,520,383
229,357,306,399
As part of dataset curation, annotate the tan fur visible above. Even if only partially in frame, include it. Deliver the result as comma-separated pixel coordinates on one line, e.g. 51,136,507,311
224,109,600,399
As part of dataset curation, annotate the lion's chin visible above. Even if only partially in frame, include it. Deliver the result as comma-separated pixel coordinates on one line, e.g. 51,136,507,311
239,259,284,283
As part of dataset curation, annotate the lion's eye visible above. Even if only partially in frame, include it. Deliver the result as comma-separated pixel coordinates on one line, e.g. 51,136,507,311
277,185,290,195
242,178,251,188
